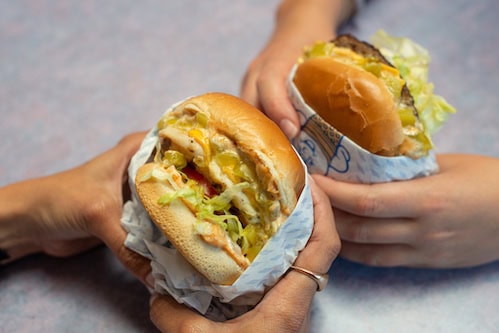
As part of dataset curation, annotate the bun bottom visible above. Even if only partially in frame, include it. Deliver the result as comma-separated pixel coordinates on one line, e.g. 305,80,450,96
136,163,245,285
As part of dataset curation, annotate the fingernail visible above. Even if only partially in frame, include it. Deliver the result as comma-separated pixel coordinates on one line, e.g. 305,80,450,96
280,119,299,139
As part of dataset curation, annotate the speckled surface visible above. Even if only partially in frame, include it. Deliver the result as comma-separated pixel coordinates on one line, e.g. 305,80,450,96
1,0,498,332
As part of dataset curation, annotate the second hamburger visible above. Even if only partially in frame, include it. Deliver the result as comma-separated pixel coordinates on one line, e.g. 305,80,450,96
293,32,455,160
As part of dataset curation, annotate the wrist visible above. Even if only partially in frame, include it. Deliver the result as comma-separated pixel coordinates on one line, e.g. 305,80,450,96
0,180,45,263
275,0,355,39
275,0,336,42
270,0,348,63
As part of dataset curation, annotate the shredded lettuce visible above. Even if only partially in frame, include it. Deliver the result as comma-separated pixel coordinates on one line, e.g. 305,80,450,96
204,182,250,212
370,29,456,136
157,178,265,259
158,186,203,207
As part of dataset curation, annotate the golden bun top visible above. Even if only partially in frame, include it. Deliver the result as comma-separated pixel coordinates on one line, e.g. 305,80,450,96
293,57,405,156
175,92,305,211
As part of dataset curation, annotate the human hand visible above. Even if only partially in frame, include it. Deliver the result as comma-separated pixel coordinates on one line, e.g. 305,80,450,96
0,132,151,282
240,36,310,139
149,179,341,333
313,154,499,268
240,0,339,138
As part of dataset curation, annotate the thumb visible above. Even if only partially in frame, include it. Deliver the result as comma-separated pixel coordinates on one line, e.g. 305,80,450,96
258,75,300,139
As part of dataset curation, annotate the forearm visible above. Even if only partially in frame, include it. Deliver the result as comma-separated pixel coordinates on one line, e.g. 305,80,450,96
0,180,45,263
272,0,356,45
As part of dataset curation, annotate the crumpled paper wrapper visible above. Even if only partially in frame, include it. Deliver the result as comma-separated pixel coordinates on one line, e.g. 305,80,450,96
120,99,313,321
287,65,439,184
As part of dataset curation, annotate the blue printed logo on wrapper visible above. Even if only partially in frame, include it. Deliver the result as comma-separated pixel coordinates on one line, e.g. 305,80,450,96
287,64,439,183
292,112,352,176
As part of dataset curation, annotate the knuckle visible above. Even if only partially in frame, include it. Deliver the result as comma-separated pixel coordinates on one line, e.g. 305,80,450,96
363,254,387,267
417,232,457,267
254,75,270,93
357,250,382,266
84,198,112,228
340,220,370,243
355,191,380,216
351,222,370,243
359,249,403,267
362,255,380,267
323,236,342,262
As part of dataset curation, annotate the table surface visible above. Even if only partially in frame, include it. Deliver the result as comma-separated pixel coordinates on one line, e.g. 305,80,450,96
1,1,498,332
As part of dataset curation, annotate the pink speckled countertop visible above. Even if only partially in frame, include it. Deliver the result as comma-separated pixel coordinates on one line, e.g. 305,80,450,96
1,0,498,332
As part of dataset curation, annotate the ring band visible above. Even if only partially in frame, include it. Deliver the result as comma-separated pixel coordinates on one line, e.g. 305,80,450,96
289,265,329,292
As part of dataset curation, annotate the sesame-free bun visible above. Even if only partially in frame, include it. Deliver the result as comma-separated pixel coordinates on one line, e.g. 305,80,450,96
184,93,305,210
136,163,246,285
135,93,305,285
293,57,404,156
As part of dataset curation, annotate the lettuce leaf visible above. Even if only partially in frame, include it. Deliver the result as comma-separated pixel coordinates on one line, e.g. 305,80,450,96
370,29,456,136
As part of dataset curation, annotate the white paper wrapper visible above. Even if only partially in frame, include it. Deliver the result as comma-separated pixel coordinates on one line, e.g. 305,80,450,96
287,64,439,184
121,99,313,321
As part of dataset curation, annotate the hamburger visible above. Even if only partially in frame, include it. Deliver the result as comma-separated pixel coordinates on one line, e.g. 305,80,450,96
134,92,305,285
292,32,455,159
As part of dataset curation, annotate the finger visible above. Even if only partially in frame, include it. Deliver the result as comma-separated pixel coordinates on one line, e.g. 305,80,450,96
312,174,426,218
85,131,146,170
334,209,418,244
150,294,216,332
293,178,341,274
224,183,331,330
116,132,148,201
239,69,260,109
82,131,147,191
112,131,148,170
115,131,148,164
249,267,316,332
257,67,300,138
92,132,151,282
95,216,151,285
340,241,418,267
114,240,151,285
41,237,103,257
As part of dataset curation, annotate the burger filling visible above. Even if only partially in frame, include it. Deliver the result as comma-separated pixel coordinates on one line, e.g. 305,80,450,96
140,104,286,262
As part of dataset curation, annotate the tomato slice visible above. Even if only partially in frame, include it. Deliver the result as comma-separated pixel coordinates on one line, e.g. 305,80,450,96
182,166,218,197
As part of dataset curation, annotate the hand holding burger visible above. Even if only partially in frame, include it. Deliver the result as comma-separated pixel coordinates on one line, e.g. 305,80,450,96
149,178,341,332
0,132,151,283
